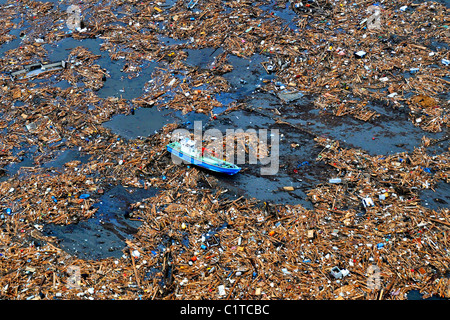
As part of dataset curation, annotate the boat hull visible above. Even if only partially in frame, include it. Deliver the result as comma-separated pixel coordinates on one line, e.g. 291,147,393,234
167,144,241,175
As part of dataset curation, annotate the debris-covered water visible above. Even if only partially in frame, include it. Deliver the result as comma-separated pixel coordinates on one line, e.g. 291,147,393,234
43,185,158,260
0,0,448,301
1,0,448,256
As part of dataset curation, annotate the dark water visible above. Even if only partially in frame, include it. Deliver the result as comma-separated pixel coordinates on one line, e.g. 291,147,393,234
45,37,159,100
42,148,91,169
270,96,447,156
420,181,450,211
407,289,448,300
102,106,178,140
43,185,158,260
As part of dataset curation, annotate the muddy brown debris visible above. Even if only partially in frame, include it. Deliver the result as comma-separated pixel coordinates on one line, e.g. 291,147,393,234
0,0,449,301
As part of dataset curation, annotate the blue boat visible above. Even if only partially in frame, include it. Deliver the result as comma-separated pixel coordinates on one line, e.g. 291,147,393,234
166,140,241,175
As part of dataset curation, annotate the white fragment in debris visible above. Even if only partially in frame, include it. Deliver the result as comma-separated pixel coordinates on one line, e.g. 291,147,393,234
362,197,374,208
218,285,226,296
281,268,291,275
131,250,140,259
168,78,176,86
